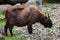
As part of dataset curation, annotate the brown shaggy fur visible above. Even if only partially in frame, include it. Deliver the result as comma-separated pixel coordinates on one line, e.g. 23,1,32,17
4,5,52,36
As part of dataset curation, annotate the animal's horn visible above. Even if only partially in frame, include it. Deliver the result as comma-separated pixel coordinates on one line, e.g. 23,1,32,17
48,13,50,18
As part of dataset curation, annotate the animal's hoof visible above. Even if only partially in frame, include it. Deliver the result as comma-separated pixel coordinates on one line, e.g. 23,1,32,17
3,34,7,36
29,32,33,34
4,34,8,36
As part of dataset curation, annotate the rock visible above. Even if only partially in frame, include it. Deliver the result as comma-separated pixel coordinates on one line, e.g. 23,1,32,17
0,34,4,40
0,37,4,40
0,5,11,13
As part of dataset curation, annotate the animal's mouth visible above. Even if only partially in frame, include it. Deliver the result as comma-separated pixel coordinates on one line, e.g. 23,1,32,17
44,26,52,28
48,26,52,28
44,27,51,28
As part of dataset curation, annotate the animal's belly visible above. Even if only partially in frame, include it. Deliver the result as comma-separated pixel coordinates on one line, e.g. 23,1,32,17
15,23,27,27
15,19,28,27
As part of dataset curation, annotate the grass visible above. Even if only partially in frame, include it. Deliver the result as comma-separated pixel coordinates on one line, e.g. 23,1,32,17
45,3,59,7
0,13,5,26
5,36,27,40
0,21,6,26
0,13,5,19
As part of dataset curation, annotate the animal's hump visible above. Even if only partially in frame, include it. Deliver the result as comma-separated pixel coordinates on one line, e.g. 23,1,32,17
29,5,38,9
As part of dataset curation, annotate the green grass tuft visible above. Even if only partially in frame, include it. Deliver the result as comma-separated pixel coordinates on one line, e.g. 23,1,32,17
45,3,59,7
0,13,5,19
0,13,5,26
4,36,27,40
0,21,6,26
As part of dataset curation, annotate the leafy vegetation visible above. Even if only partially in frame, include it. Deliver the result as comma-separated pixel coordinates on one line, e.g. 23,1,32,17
0,13,5,26
5,36,27,40
45,3,59,7
0,13,5,19
0,21,5,26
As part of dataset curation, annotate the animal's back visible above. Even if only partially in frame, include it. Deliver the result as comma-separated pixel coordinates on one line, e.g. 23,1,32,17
4,5,43,26
13,6,39,26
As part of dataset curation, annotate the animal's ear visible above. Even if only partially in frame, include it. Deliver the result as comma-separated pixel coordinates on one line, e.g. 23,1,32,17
45,13,50,18
48,14,50,18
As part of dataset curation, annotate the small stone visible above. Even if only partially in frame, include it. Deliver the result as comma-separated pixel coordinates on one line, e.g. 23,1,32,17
0,34,4,40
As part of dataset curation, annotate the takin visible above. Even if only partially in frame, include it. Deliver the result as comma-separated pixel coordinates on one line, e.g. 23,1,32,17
4,5,52,36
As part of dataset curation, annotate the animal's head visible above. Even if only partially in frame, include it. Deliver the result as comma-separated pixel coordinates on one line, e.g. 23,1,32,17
43,18,52,28
43,14,52,28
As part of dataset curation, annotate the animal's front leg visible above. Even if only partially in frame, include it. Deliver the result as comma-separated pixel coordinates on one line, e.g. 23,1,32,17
4,26,8,36
28,24,33,34
4,21,9,36
8,18,14,36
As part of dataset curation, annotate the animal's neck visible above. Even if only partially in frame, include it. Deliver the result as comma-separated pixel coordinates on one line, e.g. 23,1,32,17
38,14,48,25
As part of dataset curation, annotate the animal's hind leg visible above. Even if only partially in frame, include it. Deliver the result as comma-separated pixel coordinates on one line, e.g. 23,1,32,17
4,21,9,36
4,20,14,36
28,24,33,34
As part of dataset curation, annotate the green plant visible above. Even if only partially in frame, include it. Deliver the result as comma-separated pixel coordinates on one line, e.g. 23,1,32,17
0,13,5,19
12,30,19,35
0,13,6,26
43,8,52,16
45,3,58,7
0,21,6,26
4,36,27,40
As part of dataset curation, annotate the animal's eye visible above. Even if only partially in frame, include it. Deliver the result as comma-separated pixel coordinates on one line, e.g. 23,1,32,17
45,17,47,19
